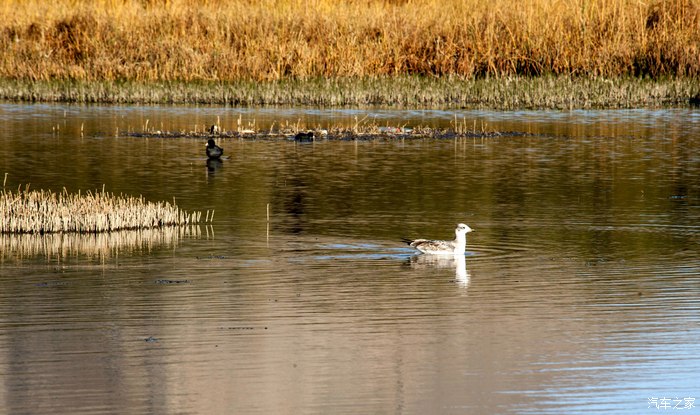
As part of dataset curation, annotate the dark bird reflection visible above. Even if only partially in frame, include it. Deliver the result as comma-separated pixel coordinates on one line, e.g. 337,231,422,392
206,158,223,175
282,177,308,234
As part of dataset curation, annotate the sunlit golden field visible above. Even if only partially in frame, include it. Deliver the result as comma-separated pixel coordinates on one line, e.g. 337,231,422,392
0,0,698,106
2,0,699,81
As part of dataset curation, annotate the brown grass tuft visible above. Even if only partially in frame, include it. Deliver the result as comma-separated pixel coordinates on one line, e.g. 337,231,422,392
1,185,208,234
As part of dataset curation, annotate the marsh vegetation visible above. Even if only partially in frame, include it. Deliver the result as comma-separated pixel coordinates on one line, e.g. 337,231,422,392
1,0,699,108
1,184,207,234
1,76,697,108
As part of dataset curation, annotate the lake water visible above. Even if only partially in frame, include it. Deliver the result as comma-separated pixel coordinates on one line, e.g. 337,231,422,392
1,103,699,414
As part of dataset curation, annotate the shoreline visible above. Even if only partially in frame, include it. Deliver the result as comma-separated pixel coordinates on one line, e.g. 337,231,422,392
2,76,698,110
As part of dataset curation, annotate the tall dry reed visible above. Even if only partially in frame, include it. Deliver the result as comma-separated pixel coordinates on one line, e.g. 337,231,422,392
1,0,698,82
1,185,207,234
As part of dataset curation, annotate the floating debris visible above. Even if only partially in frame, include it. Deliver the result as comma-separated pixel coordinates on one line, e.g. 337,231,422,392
34,281,68,288
1,185,210,234
219,326,268,331
377,126,413,134
196,255,227,260
154,279,190,284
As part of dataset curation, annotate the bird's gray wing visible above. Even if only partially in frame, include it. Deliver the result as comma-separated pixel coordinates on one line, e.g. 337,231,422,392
410,239,454,252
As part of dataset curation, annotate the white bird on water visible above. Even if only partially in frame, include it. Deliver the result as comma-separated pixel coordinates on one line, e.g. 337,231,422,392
403,223,473,255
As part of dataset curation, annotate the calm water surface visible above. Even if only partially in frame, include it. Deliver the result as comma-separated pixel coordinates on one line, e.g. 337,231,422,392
1,104,699,414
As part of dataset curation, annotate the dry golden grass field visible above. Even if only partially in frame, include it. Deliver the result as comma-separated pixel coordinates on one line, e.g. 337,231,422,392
0,0,698,106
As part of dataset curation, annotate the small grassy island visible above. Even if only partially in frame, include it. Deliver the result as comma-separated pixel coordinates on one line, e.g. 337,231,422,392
1,184,207,234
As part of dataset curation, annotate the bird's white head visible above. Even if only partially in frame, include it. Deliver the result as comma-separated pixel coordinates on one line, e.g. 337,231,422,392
456,223,473,235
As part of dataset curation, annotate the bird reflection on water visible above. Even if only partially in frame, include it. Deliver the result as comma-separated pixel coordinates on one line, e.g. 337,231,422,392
407,253,470,287
206,158,223,175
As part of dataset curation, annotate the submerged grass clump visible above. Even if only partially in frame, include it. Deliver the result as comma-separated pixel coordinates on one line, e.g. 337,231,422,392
127,115,529,141
1,185,208,234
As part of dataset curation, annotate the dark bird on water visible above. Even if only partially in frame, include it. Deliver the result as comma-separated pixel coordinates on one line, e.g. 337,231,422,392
294,131,314,142
206,139,224,159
